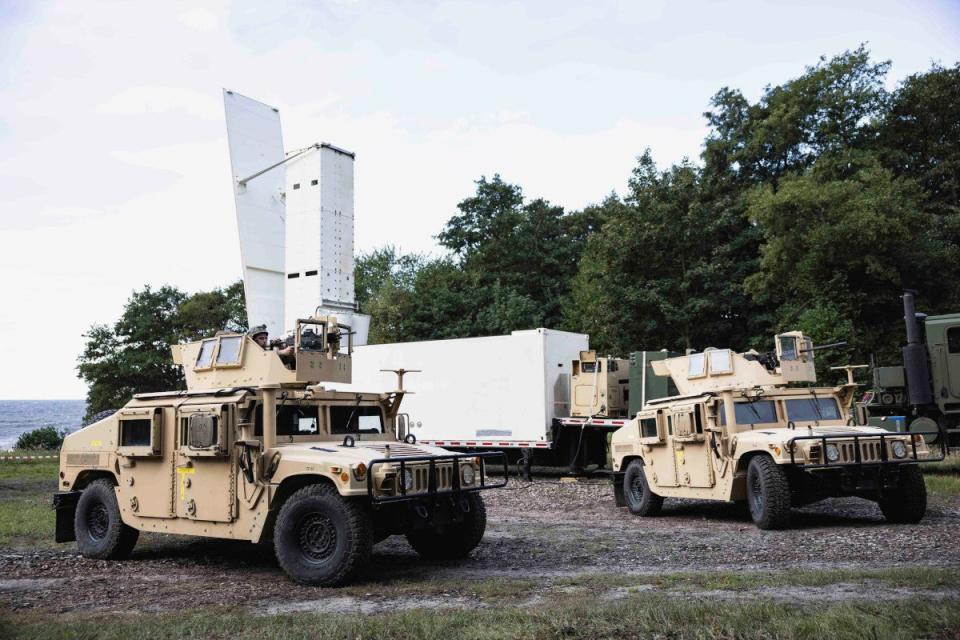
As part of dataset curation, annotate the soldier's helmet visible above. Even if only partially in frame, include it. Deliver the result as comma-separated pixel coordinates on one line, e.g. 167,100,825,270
248,324,268,339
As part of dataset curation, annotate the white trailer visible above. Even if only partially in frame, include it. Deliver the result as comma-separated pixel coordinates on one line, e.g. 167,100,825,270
335,329,617,469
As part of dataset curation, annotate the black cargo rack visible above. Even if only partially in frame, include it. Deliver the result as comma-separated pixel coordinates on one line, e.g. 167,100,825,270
365,451,508,505
787,425,947,470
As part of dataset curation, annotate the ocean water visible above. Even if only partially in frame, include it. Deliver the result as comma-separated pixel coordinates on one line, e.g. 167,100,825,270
0,400,87,450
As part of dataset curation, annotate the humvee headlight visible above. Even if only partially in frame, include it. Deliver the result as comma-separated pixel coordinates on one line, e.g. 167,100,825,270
402,469,414,492
825,444,841,462
461,465,475,485
353,462,367,480
891,440,908,459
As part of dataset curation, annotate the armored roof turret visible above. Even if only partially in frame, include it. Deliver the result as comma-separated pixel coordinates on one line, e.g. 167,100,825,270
171,315,353,390
649,331,819,397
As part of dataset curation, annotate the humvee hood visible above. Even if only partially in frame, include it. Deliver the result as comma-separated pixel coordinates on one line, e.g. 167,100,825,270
274,440,452,464
734,425,897,449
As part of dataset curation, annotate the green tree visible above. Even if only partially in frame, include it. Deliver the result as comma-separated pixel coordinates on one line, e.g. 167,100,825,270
568,152,763,355
744,152,934,363
703,46,890,188
438,175,591,330
77,281,247,419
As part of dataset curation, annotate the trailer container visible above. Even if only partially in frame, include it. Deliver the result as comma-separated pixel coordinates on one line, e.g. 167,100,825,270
335,329,616,469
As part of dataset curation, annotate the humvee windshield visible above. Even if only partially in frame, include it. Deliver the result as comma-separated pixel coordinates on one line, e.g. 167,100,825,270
331,405,384,435
719,400,778,425
785,397,841,422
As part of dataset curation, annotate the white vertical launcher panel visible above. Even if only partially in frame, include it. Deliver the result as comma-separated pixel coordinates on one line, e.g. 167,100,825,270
223,90,286,338
320,145,355,306
284,150,324,329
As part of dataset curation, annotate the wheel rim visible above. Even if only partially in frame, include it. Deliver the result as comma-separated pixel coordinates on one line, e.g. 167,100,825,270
87,502,109,541
297,512,338,563
748,470,763,517
628,472,645,504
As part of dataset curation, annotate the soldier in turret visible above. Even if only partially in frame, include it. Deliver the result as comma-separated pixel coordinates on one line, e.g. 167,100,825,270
249,324,294,357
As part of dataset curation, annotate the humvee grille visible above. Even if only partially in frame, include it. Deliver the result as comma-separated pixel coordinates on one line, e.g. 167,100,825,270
838,440,884,463
410,464,454,492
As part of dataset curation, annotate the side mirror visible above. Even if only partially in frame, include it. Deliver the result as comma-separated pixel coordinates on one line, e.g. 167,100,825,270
395,413,409,440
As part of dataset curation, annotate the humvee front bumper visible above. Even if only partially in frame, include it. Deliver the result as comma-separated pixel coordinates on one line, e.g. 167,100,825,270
366,452,507,505
786,428,946,470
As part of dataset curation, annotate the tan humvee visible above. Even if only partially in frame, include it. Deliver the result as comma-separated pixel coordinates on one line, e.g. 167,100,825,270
55,316,505,585
610,332,943,529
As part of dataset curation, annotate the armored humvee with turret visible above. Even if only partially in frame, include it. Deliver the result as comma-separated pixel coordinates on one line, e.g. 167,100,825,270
53,316,505,585
610,332,945,529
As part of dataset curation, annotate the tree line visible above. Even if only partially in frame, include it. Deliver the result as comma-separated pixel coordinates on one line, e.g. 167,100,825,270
78,47,960,418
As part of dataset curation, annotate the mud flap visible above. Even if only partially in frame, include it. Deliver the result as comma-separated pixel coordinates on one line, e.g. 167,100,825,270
612,472,626,507
53,491,81,543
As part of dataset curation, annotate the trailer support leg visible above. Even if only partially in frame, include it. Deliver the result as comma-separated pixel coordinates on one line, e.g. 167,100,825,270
520,449,532,481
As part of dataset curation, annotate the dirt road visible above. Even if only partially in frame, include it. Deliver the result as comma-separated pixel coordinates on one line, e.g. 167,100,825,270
2,479,958,617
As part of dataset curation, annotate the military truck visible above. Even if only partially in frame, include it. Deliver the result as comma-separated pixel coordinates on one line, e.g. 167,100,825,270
858,291,960,447
53,316,505,585
610,332,944,529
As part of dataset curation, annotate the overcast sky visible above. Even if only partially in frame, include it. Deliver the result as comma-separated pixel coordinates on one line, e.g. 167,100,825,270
1,1,957,400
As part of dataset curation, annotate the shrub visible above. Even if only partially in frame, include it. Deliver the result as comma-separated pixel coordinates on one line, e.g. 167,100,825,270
15,426,68,451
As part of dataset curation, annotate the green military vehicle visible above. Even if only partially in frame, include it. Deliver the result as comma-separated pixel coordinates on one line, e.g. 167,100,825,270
53,316,505,585
859,291,960,447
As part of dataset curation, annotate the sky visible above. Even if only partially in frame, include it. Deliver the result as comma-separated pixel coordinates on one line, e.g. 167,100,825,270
0,0,957,400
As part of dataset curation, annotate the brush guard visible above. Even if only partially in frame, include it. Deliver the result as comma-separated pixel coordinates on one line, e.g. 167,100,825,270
366,451,508,505
787,423,947,469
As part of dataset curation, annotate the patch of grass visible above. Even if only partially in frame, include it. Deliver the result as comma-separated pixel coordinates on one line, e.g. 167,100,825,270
925,473,960,496
4,594,960,640
557,566,960,592
924,452,960,475
0,490,54,548
0,457,58,482
0,458,58,547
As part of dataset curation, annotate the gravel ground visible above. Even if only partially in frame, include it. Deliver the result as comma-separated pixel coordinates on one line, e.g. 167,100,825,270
2,479,959,615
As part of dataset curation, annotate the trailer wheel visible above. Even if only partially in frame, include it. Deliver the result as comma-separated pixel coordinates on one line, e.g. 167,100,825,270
406,493,486,560
879,465,927,524
746,455,792,530
74,479,139,559
623,459,663,516
273,483,372,586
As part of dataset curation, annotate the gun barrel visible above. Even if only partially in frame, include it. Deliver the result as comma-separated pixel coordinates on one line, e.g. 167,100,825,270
800,340,847,353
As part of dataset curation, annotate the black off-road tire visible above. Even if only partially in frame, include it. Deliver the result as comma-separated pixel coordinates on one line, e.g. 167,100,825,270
879,465,927,524
273,483,372,586
74,479,139,559
406,493,487,560
623,459,663,516
746,455,792,530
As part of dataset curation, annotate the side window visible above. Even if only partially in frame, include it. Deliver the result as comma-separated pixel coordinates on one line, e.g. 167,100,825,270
948,327,960,354
216,336,243,365
118,409,161,456
688,353,706,378
779,336,798,361
708,349,733,374
196,339,216,368
120,419,152,447
277,406,320,436
694,407,703,434
639,417,658,438
609,360,619,373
